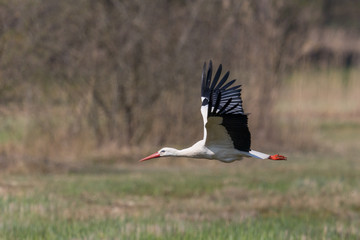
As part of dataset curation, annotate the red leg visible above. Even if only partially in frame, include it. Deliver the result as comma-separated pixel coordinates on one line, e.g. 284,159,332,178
268,154,287,160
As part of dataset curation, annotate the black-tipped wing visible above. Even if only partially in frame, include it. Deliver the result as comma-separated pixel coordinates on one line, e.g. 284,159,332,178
200,61,251,152
201,61,244,115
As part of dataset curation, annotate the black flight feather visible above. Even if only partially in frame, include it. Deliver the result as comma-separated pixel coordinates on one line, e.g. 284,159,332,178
201,60,250,151
214,71,230,91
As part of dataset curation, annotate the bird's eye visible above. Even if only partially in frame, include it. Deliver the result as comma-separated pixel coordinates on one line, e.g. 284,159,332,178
160,150,165,153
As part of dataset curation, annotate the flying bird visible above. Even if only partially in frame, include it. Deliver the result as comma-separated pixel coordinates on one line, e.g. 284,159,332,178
140,61,287,163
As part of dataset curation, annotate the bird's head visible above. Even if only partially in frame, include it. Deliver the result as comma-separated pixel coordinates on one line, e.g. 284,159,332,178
139,147,178,162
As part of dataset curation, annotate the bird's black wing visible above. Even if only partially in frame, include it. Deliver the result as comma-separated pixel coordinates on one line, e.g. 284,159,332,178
200,61,251,152
201,60,244,115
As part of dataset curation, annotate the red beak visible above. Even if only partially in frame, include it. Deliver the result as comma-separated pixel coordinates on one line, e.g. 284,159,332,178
139,152,160,162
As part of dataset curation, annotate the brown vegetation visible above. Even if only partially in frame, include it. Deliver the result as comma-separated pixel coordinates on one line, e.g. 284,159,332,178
0,0,359,168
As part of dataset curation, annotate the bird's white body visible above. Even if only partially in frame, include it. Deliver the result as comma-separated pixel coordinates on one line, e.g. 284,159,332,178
157,141,270,163
140,61,286,162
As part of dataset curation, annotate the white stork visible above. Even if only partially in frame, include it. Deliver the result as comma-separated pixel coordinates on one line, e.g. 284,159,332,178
140,61,287,163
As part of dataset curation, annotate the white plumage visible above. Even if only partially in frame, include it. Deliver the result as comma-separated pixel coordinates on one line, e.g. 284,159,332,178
140,61,286,163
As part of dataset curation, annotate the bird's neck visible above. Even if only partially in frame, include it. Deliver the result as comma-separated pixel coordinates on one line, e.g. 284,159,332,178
177,148,193,157
177,141,205,158
166,147,189,157
164,147,197,158
164,141,205,158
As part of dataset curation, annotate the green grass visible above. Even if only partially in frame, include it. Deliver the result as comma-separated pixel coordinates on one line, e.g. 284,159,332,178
1,68,360,239
1,154,360,239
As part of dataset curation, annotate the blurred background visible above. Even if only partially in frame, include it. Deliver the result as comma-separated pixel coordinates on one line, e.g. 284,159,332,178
0,0,359,171
1,1,360,238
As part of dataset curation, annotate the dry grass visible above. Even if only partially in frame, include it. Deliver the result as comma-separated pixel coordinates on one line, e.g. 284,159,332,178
0,66,359,171
277,68,360,119
273,67,360,152
1,151,360,239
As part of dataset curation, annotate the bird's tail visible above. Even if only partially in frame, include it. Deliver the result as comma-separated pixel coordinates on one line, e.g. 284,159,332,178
248,150,287,160
248,150,270,159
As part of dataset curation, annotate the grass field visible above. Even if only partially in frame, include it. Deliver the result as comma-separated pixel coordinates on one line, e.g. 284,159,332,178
1,69,360,239
1,151,360,239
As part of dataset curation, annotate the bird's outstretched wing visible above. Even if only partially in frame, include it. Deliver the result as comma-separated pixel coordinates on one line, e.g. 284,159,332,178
200,61,251,152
